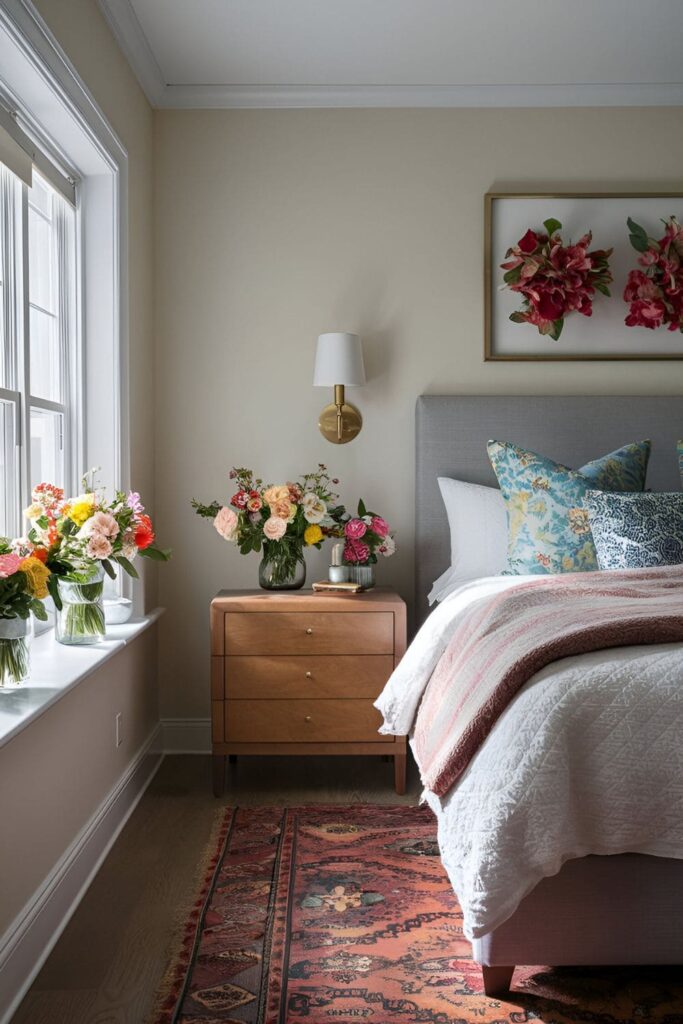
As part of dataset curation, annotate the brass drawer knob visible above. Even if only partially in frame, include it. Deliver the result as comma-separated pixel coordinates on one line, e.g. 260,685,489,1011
306,627,313,635
305,671,312,679
305,715,312,722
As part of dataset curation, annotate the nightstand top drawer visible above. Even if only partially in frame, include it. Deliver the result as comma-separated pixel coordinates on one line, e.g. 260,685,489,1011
225,611,394,656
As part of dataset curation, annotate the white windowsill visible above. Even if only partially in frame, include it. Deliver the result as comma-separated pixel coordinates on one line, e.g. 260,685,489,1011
0,609,163,750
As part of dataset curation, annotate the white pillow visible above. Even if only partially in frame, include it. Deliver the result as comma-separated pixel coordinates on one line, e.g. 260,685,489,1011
428,478,509,603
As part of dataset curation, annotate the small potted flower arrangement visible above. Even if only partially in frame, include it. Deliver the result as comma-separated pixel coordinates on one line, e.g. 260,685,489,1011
24,476,170,646
0,541,51,687
500,218,613,340
342,499,396,589
192,464,345,589
623,216,683,332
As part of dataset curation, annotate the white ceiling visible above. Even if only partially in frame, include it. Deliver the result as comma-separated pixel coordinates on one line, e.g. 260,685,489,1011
97,0,683,109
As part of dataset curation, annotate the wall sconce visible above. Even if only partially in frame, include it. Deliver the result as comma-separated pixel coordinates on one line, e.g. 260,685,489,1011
313,332,366,444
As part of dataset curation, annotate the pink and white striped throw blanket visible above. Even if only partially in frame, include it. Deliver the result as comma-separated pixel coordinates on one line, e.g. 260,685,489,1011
413,565,683,797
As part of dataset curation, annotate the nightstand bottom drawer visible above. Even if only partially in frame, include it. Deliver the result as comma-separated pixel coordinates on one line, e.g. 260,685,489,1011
224,699,393,744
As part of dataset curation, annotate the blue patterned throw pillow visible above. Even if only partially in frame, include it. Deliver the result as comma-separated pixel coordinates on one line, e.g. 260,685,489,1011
487,440,651,575
585,490,683,569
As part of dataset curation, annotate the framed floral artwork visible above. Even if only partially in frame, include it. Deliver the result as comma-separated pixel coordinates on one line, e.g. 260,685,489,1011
484,191,683,361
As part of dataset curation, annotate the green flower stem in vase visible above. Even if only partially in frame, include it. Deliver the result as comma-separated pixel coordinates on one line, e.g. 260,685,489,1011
55,565,106,645
0,618,32,688
258,541,306,590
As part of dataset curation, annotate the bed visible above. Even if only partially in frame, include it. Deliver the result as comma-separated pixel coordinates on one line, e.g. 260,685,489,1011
394,395,683,997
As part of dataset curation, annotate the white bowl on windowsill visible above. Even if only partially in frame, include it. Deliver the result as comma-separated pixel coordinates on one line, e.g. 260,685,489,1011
104,598,133,625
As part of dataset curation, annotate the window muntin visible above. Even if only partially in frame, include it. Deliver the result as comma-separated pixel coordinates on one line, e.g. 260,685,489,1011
0,164,77,538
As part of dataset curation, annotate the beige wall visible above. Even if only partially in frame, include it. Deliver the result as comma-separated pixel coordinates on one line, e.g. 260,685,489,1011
155,107,683,719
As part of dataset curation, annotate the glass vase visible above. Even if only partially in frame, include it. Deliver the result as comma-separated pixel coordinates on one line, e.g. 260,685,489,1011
56,565,106,645
346,564,375,590
258,555,306,591
0,617,32,689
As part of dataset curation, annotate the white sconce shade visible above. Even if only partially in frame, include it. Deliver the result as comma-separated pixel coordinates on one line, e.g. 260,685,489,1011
313,333,366,387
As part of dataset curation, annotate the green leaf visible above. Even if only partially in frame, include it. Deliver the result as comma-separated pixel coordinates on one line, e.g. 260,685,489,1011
47,572,63,611
543,218,562,237
101,558,117,580
502,267,522,284
357,499,367,518
550,318,564,341
509,311,527,323
139,546,172,562
627,217,649,253
114,555,139,579
594,283,611,297
30,599,48,621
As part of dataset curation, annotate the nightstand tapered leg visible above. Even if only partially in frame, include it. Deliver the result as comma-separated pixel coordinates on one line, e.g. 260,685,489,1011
212,755,226,796
394,751,406,795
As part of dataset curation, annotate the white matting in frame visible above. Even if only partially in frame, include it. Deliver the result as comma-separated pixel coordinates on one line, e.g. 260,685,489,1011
485,192,683,361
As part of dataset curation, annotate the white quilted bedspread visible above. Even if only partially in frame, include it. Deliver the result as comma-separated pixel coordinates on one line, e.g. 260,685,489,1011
375,576,683,940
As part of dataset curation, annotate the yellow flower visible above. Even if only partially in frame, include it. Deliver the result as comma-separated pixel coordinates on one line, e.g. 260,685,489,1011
23,502,42,521
304,524,323,546
68,493,96,526
20,556,50,599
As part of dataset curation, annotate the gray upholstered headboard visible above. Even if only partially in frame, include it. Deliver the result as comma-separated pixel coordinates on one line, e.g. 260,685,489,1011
415,395,683,623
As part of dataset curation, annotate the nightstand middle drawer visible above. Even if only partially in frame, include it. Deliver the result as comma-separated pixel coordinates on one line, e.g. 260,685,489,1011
224,611,394,655
225,655,394,699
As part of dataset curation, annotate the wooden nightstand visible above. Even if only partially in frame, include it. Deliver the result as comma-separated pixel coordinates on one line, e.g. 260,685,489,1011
210,588,407,796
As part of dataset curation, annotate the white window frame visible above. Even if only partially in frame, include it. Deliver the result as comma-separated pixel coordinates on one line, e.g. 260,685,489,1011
0,0,138,610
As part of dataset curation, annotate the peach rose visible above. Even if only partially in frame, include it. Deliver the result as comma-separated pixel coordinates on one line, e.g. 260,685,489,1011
263,486,293,520
214,506,238,542
87,534,113,559
263,516,287,541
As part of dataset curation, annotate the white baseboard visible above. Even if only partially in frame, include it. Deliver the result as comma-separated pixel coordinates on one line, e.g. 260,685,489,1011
0,725,163,1024
161,717,211,754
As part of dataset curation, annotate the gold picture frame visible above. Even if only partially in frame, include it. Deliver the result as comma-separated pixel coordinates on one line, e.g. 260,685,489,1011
484,191,683,361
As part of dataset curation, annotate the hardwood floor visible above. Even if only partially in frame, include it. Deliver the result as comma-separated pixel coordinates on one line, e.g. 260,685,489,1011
12,752,420,1024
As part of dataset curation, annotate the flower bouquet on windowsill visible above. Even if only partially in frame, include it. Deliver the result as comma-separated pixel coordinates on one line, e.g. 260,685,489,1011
0,542,51,688
23,475,170,646
192,464,345,590
341,500,396,589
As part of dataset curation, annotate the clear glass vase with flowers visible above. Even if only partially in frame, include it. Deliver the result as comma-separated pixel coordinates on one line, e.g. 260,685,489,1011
0,540,51,687
192,464,345,589
24,475,170,645
341,499,396,589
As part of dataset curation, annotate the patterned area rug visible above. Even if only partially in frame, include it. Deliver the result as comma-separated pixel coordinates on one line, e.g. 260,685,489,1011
151,805,683,1024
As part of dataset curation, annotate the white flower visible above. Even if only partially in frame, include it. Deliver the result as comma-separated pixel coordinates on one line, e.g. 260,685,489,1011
301,492,327,524
362,515,372,525
379,535,396,557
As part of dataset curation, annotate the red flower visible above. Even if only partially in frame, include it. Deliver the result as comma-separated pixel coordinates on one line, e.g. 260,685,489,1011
32,547,48,564
134,514,155,550
344,539,370,564
537,290,566,321
517,229,539,254
231,491,248,509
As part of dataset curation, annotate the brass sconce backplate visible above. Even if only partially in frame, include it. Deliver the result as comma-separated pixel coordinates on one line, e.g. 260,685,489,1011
318,401,362,444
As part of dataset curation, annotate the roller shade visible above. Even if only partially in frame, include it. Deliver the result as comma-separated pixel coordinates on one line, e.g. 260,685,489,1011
0,105,76,206
0,118,31,187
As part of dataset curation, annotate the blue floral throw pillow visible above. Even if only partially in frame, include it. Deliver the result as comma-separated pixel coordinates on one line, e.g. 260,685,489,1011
585,490,683,569
487,440,651,575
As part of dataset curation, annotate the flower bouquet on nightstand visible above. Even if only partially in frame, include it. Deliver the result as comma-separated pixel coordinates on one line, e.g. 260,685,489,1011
192,464,346,590
340,499,396,589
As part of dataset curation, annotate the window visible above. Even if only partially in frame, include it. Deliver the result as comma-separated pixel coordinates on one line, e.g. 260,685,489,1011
0,162,77,538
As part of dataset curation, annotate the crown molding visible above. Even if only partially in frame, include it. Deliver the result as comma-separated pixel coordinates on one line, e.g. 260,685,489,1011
95,3,683,110
97,0,165,106
159,81,683,110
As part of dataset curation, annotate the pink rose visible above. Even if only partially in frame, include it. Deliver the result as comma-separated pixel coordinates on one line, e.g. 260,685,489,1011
87,534,113,559
214,506,239,542
344,518,367,540
370,516,389,538
246,496,262,513
82,511,119,538
344,539,370,564
0,553,22,578
263,516,287,541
